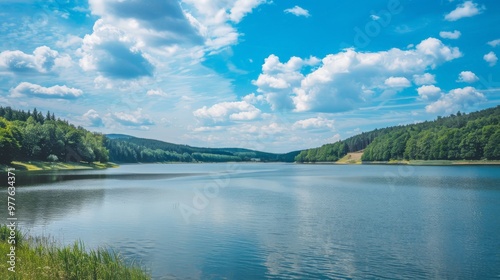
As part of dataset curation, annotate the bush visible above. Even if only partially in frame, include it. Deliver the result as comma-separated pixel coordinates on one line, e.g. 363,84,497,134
46,154,58,162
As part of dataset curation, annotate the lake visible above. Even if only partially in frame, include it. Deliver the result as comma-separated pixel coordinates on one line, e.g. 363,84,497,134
3,163,500,279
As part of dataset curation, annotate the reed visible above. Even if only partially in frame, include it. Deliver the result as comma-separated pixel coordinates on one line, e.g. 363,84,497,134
0,225,150,280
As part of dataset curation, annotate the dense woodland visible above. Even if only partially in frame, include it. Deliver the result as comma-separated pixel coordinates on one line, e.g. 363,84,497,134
0,106,108,164
295,105,500,162
105,136,300,163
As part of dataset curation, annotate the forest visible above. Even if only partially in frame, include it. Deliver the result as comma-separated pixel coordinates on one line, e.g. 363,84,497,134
295,105,500,162
105,136,300,163
0,106,108,164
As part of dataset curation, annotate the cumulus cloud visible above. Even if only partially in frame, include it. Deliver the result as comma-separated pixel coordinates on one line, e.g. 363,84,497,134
242,93,265,104
488,39,500,47
0,46,71,74
384,77,411,88
10,82,83,99
413,73,436,85
293,117,334,130
193,101,262,123
444,1,484,21
111,108,154,128
439,30,461,39
253,54,319,110
425,87,485,114
79,20,154,79
89,0,203,47
83,109,104,127
417,85,442,101
483,51,498,66
284,6,310,17
252,37,460,113
457,71,479,83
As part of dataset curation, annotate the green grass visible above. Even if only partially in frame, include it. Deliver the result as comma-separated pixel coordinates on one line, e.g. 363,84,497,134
0,225,150,280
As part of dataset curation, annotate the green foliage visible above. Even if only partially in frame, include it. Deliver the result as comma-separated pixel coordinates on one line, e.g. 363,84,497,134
297,106,500,162
0,225,150,280
106,137,300,163
0,117,21,164
362,106,500,161
0,107,109,164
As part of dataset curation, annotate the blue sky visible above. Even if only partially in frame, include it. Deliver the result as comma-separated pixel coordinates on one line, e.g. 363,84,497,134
0,0,499,153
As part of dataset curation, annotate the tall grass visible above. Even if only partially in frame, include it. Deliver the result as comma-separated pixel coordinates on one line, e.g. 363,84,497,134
0,225,151,280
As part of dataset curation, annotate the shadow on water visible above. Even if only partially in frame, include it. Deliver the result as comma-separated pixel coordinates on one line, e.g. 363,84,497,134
3,188,106,226
1,170,206,187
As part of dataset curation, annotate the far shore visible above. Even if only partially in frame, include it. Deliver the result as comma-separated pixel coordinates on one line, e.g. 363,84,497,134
3,158,500,172
300,160,500,166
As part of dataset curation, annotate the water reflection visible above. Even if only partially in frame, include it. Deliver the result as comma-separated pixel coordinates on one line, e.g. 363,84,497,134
1,164,499,279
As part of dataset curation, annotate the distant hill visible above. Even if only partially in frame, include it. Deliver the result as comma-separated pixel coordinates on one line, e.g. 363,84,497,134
105,135,300,163
295,105,500,162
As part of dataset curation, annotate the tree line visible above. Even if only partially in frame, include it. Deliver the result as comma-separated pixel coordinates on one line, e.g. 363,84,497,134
105,137,300,163
295,105,500,162
0,106,108,164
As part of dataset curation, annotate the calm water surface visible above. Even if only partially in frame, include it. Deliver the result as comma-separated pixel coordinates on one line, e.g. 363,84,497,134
3,163,500,279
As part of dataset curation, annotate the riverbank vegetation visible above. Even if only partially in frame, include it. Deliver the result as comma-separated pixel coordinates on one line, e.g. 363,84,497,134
0,225,150,280
0,107,109,165
295,106,500,163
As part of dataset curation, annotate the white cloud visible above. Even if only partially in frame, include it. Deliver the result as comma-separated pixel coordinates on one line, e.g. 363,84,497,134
284,6,310,17
370,14,380,20
229,0,266,23
193,101,261,123
413,73,436,85
78,19,154,79
147,89,169,97
56,35,83,49
457,71,479,83
293,117,334,130
242,93,265,104
439,30,461,39
83,109,104,127
384,77,411,88
417,85,442,101
88,0,203,47
111,108,154,128
425,87,485,114
488,39,500,47
0,46,71,74
256,37,461,112
182,0,266,51
483,51,498,66
10,82,83,99
444,1,485,21
253,54,319,110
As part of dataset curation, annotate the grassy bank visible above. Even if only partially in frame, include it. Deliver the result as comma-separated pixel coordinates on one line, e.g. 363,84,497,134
0,225,150,280
336,152,363,164
1,161,118,171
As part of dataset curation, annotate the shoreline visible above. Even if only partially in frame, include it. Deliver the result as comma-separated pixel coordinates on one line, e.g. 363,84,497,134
1,161,119,172
299,160,500,166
